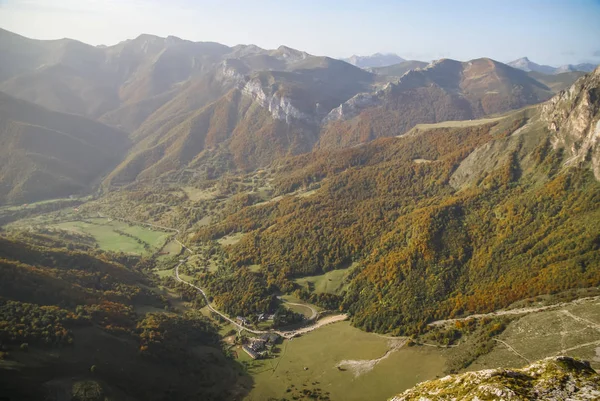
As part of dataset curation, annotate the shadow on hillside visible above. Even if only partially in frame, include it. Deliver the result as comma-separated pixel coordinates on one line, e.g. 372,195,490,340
0,326,254,401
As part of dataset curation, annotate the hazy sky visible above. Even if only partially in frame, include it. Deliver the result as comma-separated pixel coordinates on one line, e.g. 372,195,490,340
1,0,599,66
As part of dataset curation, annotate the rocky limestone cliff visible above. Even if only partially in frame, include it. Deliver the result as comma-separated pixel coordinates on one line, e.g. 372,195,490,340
241,78,316,124
391,357,600,401
322,90,383,123
216,59,248,85
541,66,600,180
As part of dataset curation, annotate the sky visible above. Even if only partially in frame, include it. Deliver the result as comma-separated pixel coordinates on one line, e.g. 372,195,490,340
1,0,599,66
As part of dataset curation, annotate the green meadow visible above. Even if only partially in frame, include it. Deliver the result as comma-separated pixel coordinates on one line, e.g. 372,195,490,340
294,265,355,295
52,218,171,255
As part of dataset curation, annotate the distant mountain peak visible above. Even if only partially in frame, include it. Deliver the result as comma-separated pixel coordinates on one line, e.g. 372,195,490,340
274,45,308,60
509,57,598,75
555,63,598,74
133,33,163,42
342,53,405,69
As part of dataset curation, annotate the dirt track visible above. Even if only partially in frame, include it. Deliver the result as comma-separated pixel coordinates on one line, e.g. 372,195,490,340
429,296,600,327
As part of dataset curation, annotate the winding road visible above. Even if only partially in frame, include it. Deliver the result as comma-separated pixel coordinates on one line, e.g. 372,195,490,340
99,213,347,339
173,247,346,339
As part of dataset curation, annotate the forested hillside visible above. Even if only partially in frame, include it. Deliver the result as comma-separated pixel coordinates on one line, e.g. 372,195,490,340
0,233,248,400
193,69,600,335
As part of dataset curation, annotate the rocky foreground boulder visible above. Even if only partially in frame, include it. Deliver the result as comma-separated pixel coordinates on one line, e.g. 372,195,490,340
390,357,600,401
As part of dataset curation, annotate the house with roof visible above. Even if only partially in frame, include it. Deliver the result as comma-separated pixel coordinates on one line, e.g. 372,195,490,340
252,333,279,350
242,345,259,359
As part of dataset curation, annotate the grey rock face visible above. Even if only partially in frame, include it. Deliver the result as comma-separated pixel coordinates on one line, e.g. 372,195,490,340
541,66,600,180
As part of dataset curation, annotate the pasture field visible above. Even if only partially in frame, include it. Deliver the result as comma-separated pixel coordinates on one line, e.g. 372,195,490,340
294,265,355,295
181,186,218,201
217,232,245,246
239,296,600,400
247,264,262,272
241,321,447,401
50,218,171,255
279,295,320,319
468,297,600,371
157,240,182,260
155,267,175,278
408,116,503,131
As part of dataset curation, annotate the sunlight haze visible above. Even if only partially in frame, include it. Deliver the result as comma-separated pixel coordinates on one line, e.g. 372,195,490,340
1,0,599,65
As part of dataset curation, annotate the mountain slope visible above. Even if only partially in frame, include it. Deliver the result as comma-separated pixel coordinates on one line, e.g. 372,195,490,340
104,58,374,185
105,58,564,188
194,67,600,334
391,357,600,401
0,233,248,401
0,92,129,204
528,70,586,92
318,58,554,149
508,57,556,74
0,29,581,192
0,29,232,125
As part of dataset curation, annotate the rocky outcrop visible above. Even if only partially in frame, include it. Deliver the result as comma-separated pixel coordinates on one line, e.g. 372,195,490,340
322,91,383,123
541,66,600,180
215,59,248,85
391,357,600,401
241,78,316,124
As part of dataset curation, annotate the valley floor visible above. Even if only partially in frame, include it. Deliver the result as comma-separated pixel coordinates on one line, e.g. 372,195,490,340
241,294,600,401
3,197,600,401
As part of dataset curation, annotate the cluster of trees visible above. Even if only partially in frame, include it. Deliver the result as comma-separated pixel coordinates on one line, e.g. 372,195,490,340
0,236,163,309
83,185,227,232
293,289,343,311
0,227,250,400
137,312,220,360
272,305,304,328
0,299,82,345
198,268,278,317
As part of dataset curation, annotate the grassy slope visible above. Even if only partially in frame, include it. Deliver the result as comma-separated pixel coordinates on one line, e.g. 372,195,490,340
469,297,600,371
294,266,353,295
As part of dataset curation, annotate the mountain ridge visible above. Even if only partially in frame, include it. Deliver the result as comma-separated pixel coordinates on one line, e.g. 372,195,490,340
509,56,598,75
0,28,592,195
0,91,129,203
